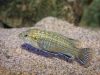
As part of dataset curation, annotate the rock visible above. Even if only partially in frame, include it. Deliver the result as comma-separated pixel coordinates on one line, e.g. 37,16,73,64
0,17,100,75
0,0,75,28
0,22,4,28
0,21,12,28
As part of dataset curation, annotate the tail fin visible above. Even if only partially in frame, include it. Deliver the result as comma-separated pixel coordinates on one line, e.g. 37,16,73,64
77,48,92,67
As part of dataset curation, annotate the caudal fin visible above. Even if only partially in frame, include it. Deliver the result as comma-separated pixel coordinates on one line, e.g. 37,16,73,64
77,48,92,67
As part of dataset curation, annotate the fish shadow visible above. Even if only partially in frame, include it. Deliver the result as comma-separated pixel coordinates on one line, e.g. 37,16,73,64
21,43,73,63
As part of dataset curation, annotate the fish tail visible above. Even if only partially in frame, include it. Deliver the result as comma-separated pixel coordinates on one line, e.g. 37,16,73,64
77,48,92,67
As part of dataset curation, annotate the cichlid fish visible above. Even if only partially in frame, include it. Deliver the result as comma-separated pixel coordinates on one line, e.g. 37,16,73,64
19,28,92,67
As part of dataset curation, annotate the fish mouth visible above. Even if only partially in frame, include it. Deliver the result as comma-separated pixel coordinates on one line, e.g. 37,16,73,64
18,33,23,39
18,32,28,39
18,32,27,42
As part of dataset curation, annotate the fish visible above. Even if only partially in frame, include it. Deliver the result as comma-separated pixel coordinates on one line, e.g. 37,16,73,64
19,28,92,67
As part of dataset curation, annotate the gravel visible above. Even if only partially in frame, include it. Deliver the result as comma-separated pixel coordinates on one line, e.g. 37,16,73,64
0,17,100,75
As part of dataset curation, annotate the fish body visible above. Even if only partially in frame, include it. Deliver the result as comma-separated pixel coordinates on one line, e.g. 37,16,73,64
19,28,92,67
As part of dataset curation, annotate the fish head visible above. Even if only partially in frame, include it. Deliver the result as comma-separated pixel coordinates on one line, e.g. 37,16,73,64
19,29,41,43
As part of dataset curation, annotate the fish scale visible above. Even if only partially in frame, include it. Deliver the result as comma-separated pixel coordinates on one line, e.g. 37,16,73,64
38,31,79,57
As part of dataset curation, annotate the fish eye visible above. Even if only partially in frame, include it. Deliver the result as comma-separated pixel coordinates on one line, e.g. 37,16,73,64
24,34,28,37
